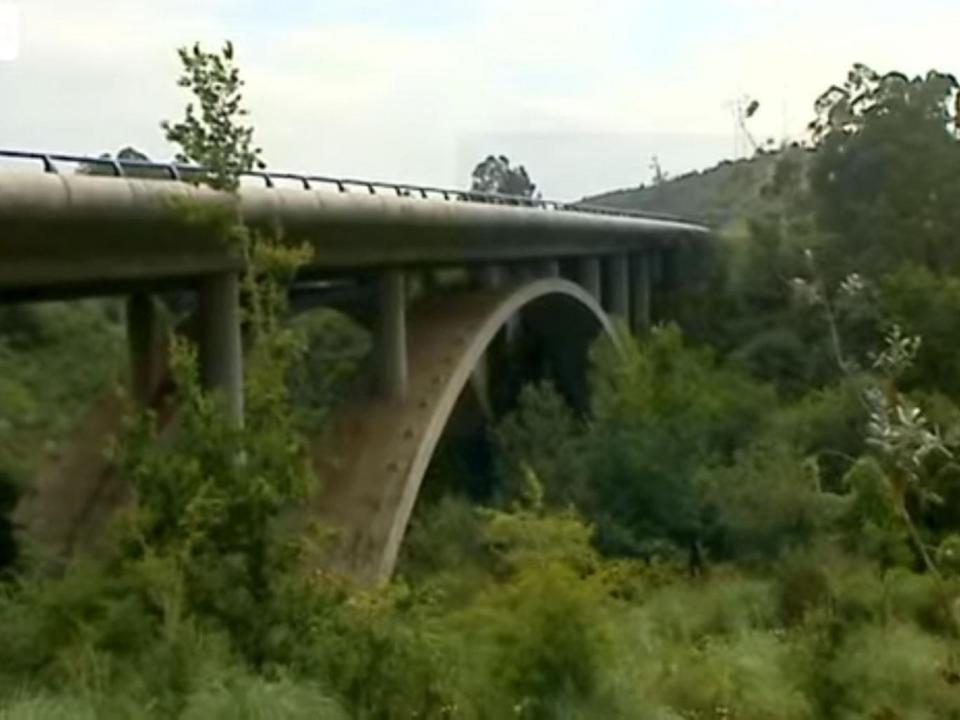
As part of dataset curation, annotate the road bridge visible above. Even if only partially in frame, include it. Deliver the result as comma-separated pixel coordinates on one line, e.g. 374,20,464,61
0,150,710,582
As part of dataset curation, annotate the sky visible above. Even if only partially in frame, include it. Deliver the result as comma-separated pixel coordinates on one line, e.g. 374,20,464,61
1,0,958,199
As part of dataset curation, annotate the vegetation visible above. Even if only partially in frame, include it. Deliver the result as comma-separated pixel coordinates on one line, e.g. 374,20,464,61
3,52,960,718
470,154,537,197
584,151,781,228
161,41,265,191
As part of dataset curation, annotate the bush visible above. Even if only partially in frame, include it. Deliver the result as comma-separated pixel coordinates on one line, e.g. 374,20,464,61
698,441,842,560
583,327,774,554
180,673,346,720
639,574,777,645
826,622,960,718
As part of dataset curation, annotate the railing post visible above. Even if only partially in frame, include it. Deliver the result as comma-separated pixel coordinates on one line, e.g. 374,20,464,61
198,272,244,427
376,269,408,400
630,253,651,335
606,253,629,320
126,292,160,406
577,257,601,301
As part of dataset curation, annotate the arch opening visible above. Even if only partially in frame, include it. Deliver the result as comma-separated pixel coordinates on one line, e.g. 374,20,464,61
310,278,618,584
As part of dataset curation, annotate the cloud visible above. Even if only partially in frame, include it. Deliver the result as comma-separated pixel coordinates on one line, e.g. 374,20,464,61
1,0,957,197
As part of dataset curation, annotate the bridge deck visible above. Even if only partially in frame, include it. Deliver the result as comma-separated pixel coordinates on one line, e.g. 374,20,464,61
0,157,708,299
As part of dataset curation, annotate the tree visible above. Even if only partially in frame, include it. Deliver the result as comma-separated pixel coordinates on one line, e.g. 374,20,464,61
77,146,159,177
161,41,265,192
649,155,669,186
809,64,960,280
470,154,537,197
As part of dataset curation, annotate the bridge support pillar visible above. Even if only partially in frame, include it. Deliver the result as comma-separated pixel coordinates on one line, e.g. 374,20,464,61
418,269,438,297
126,292,160,406
577,257,602,301
476,264,506,291
649,251,665,323
376,269,408,400
198,272,244,427
535,259,560,278
606,253,629,320
630,254,651,335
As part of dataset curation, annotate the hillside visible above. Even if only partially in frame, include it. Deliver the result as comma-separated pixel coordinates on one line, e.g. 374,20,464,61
583,151,781,229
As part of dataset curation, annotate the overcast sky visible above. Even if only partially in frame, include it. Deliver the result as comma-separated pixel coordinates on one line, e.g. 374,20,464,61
1,0,957,199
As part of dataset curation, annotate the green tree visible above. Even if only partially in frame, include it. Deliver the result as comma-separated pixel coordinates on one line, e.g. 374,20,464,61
470,154,537,197
810,64,960,279
77,146,154,177
161,41,265,191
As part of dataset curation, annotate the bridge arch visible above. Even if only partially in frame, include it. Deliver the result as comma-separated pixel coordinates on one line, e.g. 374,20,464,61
310,277,618,584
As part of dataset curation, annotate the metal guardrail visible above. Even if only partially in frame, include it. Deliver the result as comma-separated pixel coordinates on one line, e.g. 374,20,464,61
0,148,682,223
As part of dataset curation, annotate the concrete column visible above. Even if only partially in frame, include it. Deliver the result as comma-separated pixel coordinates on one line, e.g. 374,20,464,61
376,269,408,400
649,251,666,323
577,257,602,301
606,253,629,319
418,269,438,297
630,254,651,335
477,263,505,290
534,259,560,278
126,292,160,406
198,272,244,427
512,263,534,282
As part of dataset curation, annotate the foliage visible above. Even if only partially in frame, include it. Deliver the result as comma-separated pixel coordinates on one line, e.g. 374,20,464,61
585,326,774,554
286,310,369,432
161,42,265,191
810,64,960,280
11,52,960,720
493,382,590,509
0,302,126,573
880,264,960,395
76,147,167,179
585,152,781,228
110,238,316,668
697,441,843,560
470,154,537,197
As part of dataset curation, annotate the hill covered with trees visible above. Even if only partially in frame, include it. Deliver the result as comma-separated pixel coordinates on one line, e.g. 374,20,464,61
583,151,782,229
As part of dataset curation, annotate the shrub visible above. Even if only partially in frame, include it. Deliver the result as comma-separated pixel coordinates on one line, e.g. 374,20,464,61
826,621,960,718
698,441,841,560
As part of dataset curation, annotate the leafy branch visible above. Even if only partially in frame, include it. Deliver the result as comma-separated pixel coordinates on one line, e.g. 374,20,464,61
161,41,265,192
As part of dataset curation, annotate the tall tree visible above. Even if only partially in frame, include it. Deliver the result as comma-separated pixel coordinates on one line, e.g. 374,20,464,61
809,64,960,280
470,154,537,197
161,41,264,192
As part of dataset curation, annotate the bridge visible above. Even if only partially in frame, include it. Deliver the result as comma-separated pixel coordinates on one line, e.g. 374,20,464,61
0,150,710,583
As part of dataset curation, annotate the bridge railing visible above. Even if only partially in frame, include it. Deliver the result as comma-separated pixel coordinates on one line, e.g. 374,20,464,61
0,148,683,223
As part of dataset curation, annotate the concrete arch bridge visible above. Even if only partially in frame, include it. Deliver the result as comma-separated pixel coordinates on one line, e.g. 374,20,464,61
0,150,710,583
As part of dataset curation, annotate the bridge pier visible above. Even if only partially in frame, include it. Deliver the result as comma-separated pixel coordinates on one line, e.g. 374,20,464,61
605,253,630,321
475,263,506,291
577,257,602,301
649,251,665,323
125,293,161,406
375,269,408,400
198,272,244,427
534,259,560,278
657,248,679,324
630,253,651,335
471,263,505,417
